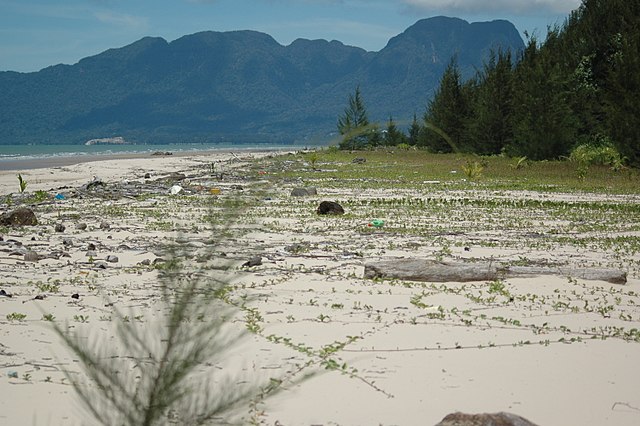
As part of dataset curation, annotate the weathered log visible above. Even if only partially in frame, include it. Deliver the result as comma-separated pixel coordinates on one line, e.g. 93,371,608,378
363,259,627,285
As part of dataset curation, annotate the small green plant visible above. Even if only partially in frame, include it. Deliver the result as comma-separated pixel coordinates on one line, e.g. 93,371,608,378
461,160,484,180
17,174,27,193
511,156,529,170
42,313,55,322
73,315,89,323
6,312,27,321
307,152,319,170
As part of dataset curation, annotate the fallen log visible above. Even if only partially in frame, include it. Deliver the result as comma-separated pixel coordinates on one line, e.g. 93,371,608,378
363,259,627,285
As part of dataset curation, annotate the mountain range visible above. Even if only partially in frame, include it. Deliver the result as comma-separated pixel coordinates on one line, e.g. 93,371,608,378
0,16,524,145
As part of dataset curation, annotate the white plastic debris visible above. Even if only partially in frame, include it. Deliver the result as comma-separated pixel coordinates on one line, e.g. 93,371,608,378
170,185,183,195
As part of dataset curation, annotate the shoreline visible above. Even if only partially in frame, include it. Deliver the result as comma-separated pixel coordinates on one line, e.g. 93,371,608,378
0,147,298,171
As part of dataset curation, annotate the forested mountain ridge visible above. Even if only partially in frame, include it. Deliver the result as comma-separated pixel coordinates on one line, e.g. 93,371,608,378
0,16,524,145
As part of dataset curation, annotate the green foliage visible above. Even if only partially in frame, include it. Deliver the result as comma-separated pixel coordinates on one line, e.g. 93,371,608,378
423,58,468,153
461,160,484,181
337,86,374,150
17,174,27,193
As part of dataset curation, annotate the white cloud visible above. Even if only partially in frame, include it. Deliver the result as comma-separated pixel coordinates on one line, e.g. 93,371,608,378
94,11,149,29
400,0,581,15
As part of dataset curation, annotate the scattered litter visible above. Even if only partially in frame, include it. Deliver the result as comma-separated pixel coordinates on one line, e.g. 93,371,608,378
170,185,183,195
54,193,65,200
368,219,385,228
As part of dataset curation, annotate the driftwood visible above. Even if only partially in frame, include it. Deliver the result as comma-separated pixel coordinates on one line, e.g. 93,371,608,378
363,259,627,285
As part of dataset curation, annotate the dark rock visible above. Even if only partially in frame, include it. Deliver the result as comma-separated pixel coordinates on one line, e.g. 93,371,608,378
317,201,345,215
106,255,119,263
71,293,80,299
34,294,46,300
0,207,38,226
144,173,151,179
63,238,73,246
152,151,173,156
99,221,110,230
95,261,108,269
117,244,131,250
87,243,96,251
139,259,151,266
0,289,12,298
291,187,318,197
76,223,87,230
54,223,66,232
352,157,367,164
24,251,40,262
291,188,310,197
242,256,263,268
434,412,539,426
153,257,165,264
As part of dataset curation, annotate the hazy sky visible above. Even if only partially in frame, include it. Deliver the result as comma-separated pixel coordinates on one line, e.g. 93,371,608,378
0,0,582,73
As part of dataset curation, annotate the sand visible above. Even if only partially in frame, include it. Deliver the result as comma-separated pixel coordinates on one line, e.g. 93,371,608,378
0,151,639,426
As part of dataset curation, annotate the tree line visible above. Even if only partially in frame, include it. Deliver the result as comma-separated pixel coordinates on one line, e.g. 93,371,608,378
336,0,640,167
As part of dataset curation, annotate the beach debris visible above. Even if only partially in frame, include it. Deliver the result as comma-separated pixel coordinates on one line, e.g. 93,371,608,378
76,223,87,230
170,185,183,195
364,259,628,284
54,223,66,232
24,251,40,262
63,238,73,246
105,255,119,263
242,256,263,268
368,219,384,228
352,157,367,164
0,289,12,298
164,172,186,182
83,176,104,190
291,187,317,197
54,193,65,200
434,412,539,426
317,200,345,215
7,371,18,379
0,207,38,226
152,151,173,156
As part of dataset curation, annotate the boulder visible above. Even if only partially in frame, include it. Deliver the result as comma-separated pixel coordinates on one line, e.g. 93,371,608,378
317,201,345,215
434,412,538,426
0,207,37,226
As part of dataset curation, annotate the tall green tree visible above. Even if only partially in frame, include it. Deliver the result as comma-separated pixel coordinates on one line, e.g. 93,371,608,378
467,50,514,155
507,35,577,160
408,113,421,146
384,116,406,146
423,58,469,152
337,86,371,150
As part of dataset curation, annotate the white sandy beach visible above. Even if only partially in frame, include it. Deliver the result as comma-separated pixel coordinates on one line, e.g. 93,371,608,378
1,151,639,426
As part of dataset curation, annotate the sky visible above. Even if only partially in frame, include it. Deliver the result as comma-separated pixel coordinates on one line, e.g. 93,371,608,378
0,0,582,73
